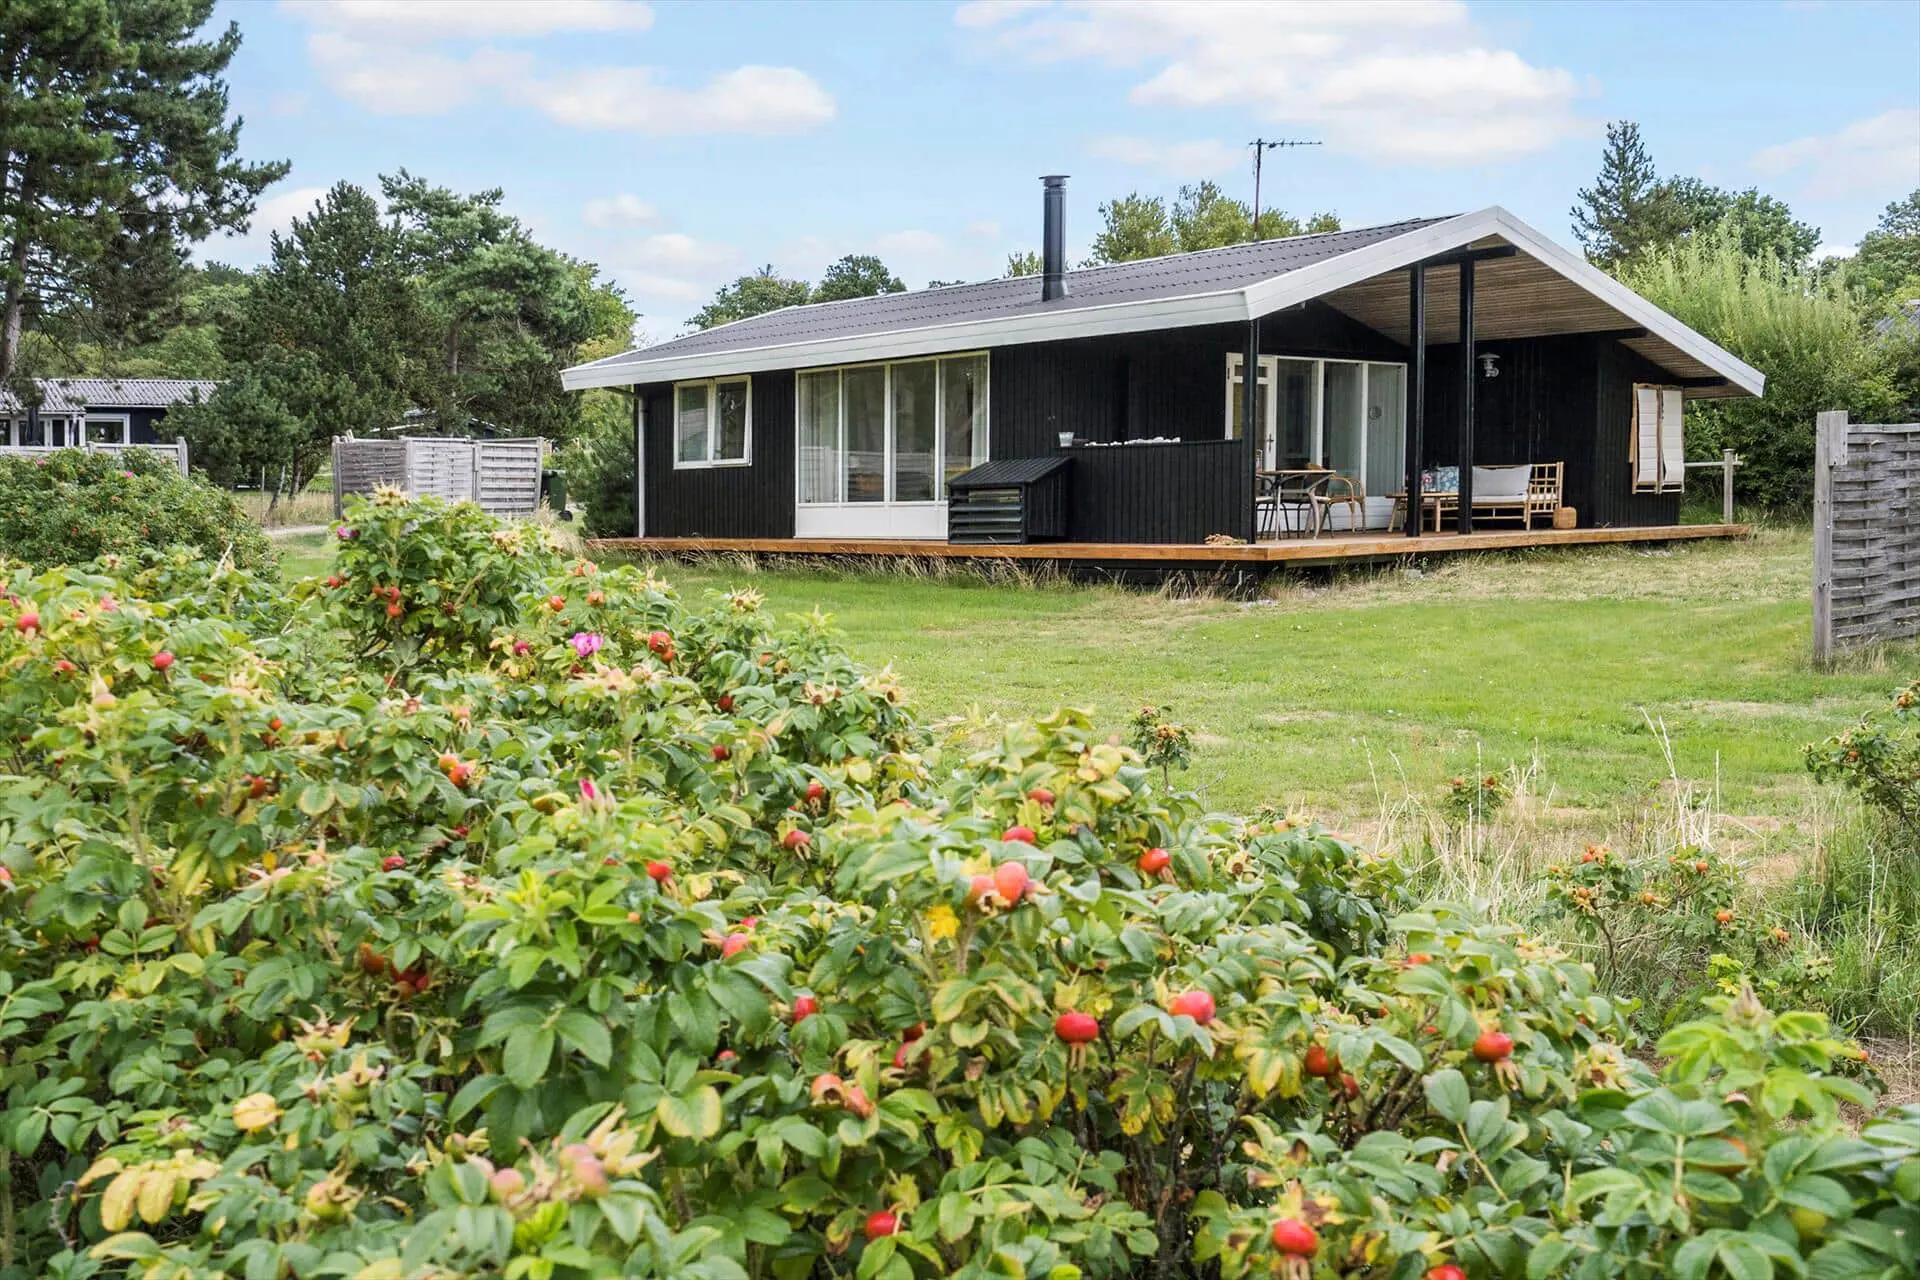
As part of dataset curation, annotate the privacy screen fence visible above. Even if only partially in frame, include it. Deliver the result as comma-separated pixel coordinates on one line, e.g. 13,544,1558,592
1813,411,1920,663
332,436,548,520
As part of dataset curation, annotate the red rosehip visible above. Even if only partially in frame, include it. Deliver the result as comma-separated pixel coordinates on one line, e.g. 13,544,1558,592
1026,787,1055,805
386,602,403,618
966,873,996,906
1054,1012,1100,1044
586,590,605,606
805,779,826,803
325,575,343,589
548,595,565,612
1002,825,1037,845
1168,990,1215,1024
1270,1218,1318,1256
716,1049,737,1066
721,932,750,957
864,1210,899,1240
1137,847,1171,875
1340,1072,1360,1100
717,693,734,712
452,825,468,838
1472,1030,1514,1063
647,630,672,655
902,1021,925,1041
1304,1044,1338,1078
782,829,811,851
151,651,174,670
791,995,819,1022
381,855,405,871
711,743,731,762
993,860,1031,904
16,612,40,632
1428,1266,1467,1280
893,1043,914,1070
645,860,671,882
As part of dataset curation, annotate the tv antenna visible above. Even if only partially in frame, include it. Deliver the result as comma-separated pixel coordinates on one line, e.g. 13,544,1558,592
1249,138,1321,240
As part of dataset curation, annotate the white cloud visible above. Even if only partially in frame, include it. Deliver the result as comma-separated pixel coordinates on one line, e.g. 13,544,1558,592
956,0,1593,165
289,4,833,136
521,65,834,134
873,229,947,256
1813,242,1857,263
1089,135,1244,176
625,233,739,273
620,273,711,304
967,219,1002,239
1750,108,1920,199
304,32,520,115
209,184,331,266
582,194,660,228
281,0,654,37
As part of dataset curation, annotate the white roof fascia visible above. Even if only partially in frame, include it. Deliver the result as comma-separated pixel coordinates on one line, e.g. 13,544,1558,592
563,207,1762,396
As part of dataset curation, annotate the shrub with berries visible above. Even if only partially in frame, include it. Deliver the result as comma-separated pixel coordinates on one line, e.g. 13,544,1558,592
0,495,1910,1279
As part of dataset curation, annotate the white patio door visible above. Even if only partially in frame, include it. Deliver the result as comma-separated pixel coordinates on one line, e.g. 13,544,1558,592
1226,355,1406,530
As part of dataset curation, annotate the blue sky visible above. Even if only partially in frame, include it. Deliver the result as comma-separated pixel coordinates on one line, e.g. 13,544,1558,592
212,0,1920,341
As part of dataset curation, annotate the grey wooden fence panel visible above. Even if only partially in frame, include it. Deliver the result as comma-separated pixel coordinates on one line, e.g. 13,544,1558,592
1814,414,1920,662
474,438,545,515
332,436,547,518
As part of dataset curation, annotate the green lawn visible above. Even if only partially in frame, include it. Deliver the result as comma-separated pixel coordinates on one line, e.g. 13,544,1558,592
273,527,1898,823
639,531,1893,823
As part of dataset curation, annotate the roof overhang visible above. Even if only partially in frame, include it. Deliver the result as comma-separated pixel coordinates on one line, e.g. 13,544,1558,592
562,207,1762,398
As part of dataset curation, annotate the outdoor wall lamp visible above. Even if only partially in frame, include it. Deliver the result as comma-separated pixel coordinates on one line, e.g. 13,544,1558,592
1479,352,1501,379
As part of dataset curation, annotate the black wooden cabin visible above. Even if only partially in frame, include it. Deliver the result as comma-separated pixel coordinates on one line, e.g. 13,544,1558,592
563,187,1761,552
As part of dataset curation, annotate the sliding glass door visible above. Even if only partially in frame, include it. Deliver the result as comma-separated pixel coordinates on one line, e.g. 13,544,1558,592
1226,354,1405,530
795,353,990,537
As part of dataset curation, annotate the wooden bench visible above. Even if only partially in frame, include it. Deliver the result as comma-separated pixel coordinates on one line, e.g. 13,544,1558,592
1390,462,1564,530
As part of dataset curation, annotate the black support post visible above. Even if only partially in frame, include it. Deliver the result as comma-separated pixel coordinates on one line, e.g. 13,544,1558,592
1404,265,1426,537
1242,316,1261,542
1456,257,1475,535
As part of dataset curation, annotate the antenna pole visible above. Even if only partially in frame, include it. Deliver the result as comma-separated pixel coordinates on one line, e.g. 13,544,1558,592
1247,138,1322,240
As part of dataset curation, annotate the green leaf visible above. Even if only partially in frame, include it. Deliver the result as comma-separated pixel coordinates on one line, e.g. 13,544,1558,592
502,1026,554,1090
658,1087,723,1139
1423,1069,1470,1124
555,1010,612,1067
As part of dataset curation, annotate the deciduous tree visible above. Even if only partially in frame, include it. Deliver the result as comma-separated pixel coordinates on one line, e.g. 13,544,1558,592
811,254,904,303
690,266,811,329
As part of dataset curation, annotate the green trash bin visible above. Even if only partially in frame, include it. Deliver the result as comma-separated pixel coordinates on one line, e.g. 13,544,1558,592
541,468,571,519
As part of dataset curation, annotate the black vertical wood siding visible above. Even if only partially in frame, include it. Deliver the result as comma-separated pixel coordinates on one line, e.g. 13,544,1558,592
1416,332,1678,528
639,372,795,537
621,304,1692,540
1065,439,1250,543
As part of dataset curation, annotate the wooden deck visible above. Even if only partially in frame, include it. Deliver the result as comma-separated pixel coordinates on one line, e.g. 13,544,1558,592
588,523,1750,565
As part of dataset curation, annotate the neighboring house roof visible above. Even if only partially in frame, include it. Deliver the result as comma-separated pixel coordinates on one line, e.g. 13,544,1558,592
0,378,218,414
561,207,1763,399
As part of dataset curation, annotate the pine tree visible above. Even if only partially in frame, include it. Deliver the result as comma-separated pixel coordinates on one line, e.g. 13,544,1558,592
0,0,287,382
1571,121,1665,270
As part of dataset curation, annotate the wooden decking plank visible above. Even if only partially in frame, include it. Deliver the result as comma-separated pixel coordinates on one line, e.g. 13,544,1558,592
588,524,1750,564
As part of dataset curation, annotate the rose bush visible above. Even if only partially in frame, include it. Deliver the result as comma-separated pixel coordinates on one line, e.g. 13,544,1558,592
0,494,1912,1280
0,448,270,572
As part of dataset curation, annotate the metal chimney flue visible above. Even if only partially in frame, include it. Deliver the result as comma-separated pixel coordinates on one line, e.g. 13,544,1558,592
1041,175,1069,302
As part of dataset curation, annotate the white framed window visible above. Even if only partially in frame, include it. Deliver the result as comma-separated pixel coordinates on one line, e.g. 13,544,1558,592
673,377,751,468
86,414,130,445
1227,353,1406,529
795,353,990,507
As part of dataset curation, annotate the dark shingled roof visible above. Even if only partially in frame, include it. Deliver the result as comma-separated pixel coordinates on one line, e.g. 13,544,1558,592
578,217,1449,375
948,456,1071,489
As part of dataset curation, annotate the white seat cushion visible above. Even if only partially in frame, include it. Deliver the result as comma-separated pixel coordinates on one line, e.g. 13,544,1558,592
1472,465,1532,499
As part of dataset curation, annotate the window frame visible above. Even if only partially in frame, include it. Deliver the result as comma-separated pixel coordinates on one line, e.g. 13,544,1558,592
670,376,753,469
85,413,131,446
1225,353,1405,472
793,352,991,508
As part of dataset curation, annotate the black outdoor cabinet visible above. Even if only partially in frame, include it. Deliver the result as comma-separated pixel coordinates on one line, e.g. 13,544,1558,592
946,457,1071,544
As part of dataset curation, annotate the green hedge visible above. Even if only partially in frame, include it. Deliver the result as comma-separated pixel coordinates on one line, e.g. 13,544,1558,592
0,448,270,571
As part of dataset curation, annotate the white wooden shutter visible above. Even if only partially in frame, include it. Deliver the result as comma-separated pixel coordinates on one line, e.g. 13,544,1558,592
1658,388,1685,491
1633,386,1661,490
